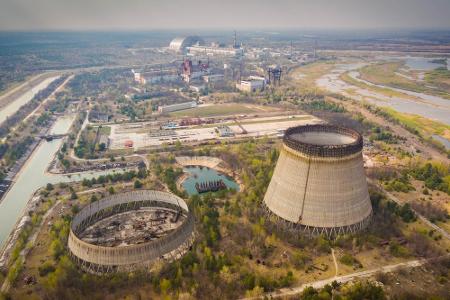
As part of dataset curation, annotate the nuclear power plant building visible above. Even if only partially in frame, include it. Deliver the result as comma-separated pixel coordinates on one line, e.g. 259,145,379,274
263,124,372,237
169,36,205,52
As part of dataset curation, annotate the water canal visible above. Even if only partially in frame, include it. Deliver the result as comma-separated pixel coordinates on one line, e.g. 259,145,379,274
0,115,127,248
0,76,60,125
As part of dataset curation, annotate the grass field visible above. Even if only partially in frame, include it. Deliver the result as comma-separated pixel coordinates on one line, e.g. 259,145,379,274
360,62,427,92
169,103,272,118
340,71,413,99
289,61,336,88
381,107,450,140
358,62,450,100
425,68,450,94
97,125,111,135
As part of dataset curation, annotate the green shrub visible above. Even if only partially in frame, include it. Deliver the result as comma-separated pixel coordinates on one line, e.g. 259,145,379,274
6,258,23,284
292,250,312,269
389,241,410,257
39,262,56,277
339,253,363,268
134,180,143,189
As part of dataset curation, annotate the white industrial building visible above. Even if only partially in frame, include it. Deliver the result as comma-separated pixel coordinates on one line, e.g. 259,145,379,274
158,101,197,114
132,69,180,85
187,45,243,57
216,125,234,137
189,85,205,93
236,76,266,92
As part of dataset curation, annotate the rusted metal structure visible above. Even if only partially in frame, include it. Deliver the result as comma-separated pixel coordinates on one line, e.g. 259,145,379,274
68,190,194,274
195,180,226,193
267,66,282,86
263,124,372,237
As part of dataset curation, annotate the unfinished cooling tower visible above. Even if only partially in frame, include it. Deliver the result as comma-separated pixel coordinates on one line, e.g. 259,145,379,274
263,124,372,237
68,190,194,274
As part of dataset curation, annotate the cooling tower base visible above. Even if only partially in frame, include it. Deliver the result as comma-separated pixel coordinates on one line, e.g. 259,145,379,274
263,203,372,238
69,233,195,274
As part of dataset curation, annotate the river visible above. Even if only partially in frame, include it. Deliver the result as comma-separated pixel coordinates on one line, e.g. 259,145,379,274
316,63,450,125
0,115,125,248
375,56,447,70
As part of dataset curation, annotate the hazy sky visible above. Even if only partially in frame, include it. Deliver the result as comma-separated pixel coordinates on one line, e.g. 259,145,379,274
1,0,450,31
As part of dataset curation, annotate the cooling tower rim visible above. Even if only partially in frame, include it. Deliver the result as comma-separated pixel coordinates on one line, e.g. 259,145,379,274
283,124,363,158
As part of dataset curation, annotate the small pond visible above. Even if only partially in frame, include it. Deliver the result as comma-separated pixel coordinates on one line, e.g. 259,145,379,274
182,166,239,196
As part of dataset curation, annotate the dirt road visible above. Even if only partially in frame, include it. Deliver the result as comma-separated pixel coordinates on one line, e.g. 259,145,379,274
242,256,447,299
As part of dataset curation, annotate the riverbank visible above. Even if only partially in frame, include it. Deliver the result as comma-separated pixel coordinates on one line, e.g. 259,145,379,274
316,62,450,126
0,115,74,248
0,194,41,271
0,121,141,253
0,116,68,262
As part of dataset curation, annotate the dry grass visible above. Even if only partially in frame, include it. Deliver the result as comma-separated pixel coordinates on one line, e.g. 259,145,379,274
288,61,336,88
169,103,271,118
340,71,413,99
359,62,450,99
381,107,450,140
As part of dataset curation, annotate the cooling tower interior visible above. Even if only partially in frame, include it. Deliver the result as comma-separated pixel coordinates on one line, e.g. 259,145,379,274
68,190,194,274
263,124,372,237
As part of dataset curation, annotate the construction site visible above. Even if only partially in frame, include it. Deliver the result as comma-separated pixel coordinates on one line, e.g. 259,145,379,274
68,190,195,274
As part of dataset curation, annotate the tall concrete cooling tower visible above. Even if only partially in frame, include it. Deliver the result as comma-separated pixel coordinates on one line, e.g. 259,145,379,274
263,124,372,237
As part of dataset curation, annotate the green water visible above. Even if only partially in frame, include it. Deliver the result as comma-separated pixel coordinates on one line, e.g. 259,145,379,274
182,166,239,196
